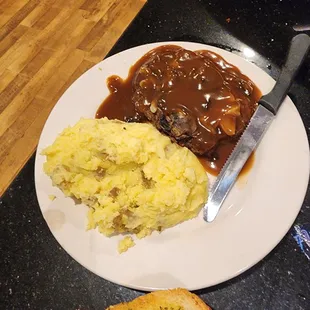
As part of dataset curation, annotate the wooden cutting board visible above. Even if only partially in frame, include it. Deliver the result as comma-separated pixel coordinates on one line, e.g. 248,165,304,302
0,0,146,196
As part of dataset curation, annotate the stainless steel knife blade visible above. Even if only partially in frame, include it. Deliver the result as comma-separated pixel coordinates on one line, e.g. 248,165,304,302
203,33,310,223
203,105,274,222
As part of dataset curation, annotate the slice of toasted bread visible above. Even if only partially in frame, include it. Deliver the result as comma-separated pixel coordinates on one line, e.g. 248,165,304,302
106,288,211,310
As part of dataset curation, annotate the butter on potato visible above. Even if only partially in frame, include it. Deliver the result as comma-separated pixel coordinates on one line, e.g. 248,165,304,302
42,118,208,252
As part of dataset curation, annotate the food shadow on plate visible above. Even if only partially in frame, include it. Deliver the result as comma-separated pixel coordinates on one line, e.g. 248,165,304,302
193,240,280,298
130,272,186,291
124,240,279,302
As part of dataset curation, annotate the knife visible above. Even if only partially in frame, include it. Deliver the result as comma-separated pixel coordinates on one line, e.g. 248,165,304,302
204,33,310,223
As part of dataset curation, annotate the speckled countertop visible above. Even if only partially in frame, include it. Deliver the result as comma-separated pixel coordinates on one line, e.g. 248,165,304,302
1,0,310,309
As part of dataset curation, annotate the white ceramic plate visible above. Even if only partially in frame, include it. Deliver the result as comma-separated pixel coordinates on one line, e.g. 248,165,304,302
35,42,310,291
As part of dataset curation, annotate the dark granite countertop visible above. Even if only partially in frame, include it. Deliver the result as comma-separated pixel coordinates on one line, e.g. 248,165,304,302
1,0,310,309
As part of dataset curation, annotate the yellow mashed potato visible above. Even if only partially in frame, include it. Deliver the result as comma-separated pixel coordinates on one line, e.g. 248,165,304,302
118,236,135,253
42,118,208,252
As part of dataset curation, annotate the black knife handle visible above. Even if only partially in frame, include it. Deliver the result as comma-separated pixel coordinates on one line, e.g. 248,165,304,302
259,34,310,115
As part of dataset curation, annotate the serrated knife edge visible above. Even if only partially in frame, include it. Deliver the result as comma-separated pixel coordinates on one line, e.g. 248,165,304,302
203,34,310,223
203,105,274,222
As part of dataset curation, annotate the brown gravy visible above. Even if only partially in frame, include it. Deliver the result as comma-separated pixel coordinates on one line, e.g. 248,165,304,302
96,45,261,176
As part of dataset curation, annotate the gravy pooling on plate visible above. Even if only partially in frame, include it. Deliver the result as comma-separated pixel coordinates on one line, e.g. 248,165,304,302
96,45,262,175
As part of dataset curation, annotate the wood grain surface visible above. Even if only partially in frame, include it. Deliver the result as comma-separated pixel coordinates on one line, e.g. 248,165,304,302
0,0,146,196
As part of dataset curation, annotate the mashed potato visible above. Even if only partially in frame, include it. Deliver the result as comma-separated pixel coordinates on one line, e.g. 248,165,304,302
118,236,135,253
42,118,208,252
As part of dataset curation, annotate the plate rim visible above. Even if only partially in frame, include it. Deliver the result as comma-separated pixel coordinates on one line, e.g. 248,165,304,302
34,41,310,291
